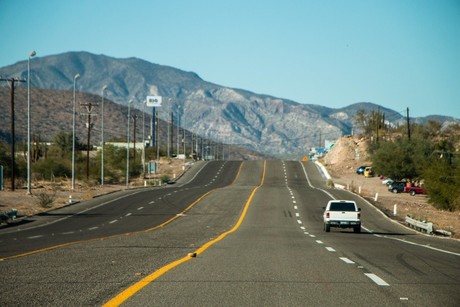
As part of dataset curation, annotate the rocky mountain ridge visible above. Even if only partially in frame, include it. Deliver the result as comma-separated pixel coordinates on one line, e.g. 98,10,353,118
1,51,458,158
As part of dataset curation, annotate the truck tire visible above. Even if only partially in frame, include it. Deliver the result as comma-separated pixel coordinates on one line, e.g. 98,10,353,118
354,226,361,233
392,188,398,194
324,223,330,232
410,190,416,196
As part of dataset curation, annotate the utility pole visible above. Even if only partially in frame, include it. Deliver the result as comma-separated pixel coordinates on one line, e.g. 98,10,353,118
80,101,98,179
406,107,411,141
1,77,26,191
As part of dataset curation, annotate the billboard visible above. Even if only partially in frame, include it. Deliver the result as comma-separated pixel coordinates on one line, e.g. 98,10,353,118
146,96,162,107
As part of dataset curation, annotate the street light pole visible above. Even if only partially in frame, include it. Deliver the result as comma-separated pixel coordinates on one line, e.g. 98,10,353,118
101,85,108,185
142,101,145,176
176,105,181,156
27,50,36,194
126,98,133,187
71,73,80,192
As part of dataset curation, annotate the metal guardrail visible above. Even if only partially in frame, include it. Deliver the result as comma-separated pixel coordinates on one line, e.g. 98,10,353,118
405,216,433,234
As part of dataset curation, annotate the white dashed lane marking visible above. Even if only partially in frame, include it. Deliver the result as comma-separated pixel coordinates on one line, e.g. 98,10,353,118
365,273,390,286
28,235,44,239
340,257,355,264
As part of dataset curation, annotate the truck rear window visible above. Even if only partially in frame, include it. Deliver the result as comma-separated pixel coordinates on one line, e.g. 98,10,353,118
329,202,356,211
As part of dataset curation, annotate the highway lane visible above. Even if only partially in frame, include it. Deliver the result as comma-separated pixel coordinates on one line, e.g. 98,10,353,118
114,160,460,306
0,160,258,306
298,161,460,305
0,160,242,259
0,160,459,306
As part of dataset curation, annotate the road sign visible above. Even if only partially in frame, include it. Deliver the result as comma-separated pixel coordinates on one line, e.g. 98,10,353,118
148,161,157,174
146,96,162,107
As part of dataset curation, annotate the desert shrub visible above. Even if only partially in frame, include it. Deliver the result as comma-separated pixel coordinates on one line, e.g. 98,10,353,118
35,191,57,208
423,157,460,211
33,158,70,180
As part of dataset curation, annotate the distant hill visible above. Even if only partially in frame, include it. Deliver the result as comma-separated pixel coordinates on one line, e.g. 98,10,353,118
1,51,458,157
0,87,266,160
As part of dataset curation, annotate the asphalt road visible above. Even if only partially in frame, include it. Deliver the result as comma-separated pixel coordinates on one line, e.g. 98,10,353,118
0,160,459,306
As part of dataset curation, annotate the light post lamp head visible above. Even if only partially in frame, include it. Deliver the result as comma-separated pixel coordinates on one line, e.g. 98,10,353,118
29,50,36,58
74,73,80,80
102,85,108,93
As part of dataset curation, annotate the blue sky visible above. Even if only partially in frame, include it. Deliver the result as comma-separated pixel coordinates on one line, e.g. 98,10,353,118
1,0,459,119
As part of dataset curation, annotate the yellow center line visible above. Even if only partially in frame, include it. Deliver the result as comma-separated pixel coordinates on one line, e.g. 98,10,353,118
103,160,266,307
0,162,245,262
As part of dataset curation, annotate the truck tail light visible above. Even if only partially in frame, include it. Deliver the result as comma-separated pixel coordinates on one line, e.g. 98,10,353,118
357,212,361,219
326,212,330,218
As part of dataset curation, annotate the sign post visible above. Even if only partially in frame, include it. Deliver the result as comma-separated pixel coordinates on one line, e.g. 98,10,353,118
146,96,162,184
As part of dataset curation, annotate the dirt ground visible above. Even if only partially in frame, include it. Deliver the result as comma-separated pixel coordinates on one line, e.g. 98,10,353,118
322,135,460,239
0,157,188,217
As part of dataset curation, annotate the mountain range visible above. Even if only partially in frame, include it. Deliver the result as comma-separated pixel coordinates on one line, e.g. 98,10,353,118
1,51,458,158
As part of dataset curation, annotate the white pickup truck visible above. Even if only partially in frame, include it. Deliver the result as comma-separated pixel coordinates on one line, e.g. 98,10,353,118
323,200,361,233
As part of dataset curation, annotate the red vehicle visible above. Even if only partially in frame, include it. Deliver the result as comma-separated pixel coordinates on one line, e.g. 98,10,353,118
404,186,426,196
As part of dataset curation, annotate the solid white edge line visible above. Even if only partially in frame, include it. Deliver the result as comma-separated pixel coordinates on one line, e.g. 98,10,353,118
382,235,460,257
300,161,460,258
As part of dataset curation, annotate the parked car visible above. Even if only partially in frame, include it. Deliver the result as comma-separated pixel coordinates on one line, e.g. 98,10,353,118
356,165,368,175
364,167,374,177
381,178,394,185
405,186,426,196
388,181,406,193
